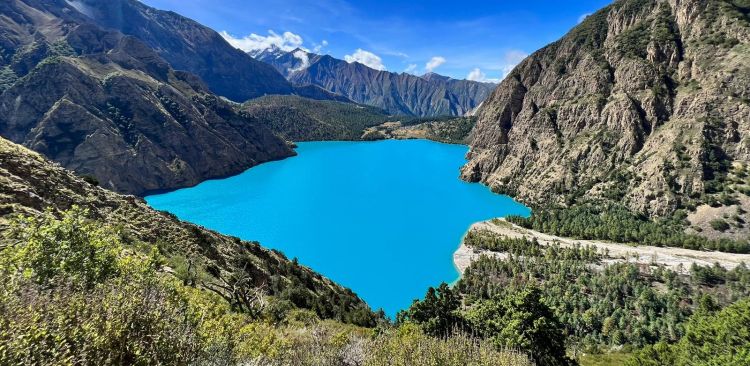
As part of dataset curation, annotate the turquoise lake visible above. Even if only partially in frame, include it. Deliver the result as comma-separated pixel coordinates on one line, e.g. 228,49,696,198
145,140,530,316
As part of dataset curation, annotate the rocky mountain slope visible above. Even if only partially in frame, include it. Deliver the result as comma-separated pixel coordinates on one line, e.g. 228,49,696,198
463,0,750,219
0,135,374,323
0,0,296,195
255,48,496,117
60,0,292,101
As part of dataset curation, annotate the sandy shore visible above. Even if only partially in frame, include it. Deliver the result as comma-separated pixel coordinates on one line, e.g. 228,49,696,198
453,218,750,275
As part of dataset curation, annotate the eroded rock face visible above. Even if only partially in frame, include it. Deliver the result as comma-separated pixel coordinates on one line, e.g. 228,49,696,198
256,48,496,117
0,2,294,195
464,0,750,217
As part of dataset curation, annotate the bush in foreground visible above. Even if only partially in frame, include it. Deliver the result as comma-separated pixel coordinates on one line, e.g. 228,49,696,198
0,208,533,366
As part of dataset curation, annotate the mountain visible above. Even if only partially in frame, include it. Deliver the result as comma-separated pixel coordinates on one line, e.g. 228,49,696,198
462,0,750,219
241,95,477,144
0,135,374,324
0,0,295,195
255,47,496,117
241,95,394,141
62,0,293,101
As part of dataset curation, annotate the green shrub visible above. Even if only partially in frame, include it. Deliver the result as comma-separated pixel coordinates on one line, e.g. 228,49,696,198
710,218,731,231
466,288,576,366
2,207,121,288
627,299,750,366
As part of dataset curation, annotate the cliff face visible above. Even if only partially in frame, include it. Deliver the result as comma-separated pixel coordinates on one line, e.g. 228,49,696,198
256,49,496,117
0,136,371,320
463,0,750,217
0,1,294,195
73,0,294,101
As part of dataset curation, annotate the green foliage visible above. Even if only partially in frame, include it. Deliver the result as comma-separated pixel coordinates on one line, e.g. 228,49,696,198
709,218,731,232
401,281,576,366
49,40,76,58
0,208,204,365
457,231,750,352
243,95,393,141
0,66,18,93
569,7,610,50
507,204,750,253
579,352,632,366
466,288,576,366
0,208,393,365
2,207,121,289
403,116,477,144
616,23,651,59
364,324,533,366
396,283,466,337
627,299,750,366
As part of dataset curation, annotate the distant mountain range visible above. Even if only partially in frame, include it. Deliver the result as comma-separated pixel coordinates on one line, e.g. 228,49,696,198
253,47,496,117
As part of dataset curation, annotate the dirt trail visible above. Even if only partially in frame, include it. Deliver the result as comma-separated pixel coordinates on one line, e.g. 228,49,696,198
453,219,750,275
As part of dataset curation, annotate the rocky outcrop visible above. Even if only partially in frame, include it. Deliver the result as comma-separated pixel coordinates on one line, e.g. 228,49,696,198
255,48,496,117
0,136,372,320
0,1,295,195
463,0,750,217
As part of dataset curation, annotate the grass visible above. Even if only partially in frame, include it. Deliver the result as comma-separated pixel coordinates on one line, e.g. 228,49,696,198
579,352,632,366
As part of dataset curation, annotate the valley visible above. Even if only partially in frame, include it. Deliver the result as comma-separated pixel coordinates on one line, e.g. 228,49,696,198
145,139,530,316
1,0,749,365
455,218,750,275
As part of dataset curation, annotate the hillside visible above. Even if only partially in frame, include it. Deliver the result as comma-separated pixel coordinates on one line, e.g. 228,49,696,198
241,95,394,141
0,134,537,365
255,48,496,117
0,135,373,324
0,0,296,195
59,0,293,101
463,0,750,230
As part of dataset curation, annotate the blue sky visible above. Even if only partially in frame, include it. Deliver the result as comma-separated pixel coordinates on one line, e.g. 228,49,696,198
141,0,612,81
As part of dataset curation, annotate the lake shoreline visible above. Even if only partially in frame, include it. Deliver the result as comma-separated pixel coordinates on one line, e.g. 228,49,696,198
146,140,530,316
453,218,750,274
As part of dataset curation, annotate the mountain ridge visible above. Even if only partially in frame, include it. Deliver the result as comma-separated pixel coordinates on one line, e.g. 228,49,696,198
0,0,296,195
254,47,496,117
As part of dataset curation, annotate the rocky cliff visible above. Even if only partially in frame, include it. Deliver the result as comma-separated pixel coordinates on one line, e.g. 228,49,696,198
463,0,750,217
0,135,373,323
0,1,295,195
255,48,496,117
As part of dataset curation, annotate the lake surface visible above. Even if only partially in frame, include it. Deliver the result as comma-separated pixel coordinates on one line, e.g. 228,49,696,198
146,140,529,316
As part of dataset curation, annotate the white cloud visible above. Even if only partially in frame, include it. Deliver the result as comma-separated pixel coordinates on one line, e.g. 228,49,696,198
404,64,418,74
466,68,501,84
313,40,329,54
220,30,304,53
501,50,528,78
467,68,485,81
425,56,446,72
289,50,310,73
578,13,592,23
344,49,386,71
